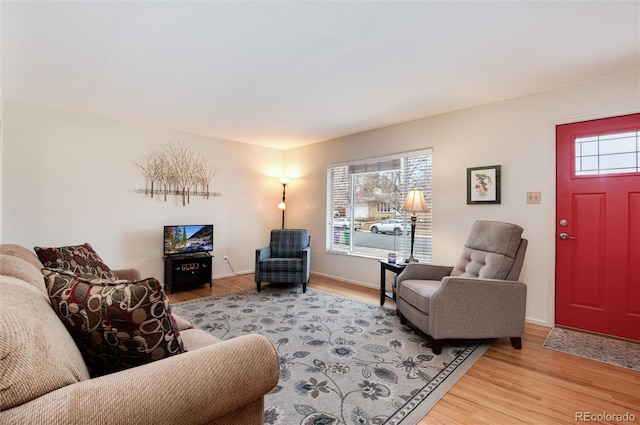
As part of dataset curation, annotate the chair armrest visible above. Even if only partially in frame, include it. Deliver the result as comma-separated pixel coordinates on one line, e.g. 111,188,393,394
113,268,141,281
396,263,453,286
429,277,527,339
2,334,280,425
302,245,311,260
302,246,311,277
256,246,271,261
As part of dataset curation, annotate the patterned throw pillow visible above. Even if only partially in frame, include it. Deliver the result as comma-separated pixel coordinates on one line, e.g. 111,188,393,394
34,243,118,280
42,269,187,377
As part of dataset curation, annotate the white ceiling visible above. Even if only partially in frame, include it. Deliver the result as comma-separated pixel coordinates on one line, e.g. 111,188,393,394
2,1,639,149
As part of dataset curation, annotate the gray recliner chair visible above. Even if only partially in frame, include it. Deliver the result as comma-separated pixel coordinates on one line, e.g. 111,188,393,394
396,220,528,354
255,229,311,293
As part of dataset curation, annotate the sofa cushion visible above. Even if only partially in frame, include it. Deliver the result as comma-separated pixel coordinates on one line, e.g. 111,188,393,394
0,276,90,410
0,244,44,270
34,243,118,280
0,254,49,298
42,269,187,377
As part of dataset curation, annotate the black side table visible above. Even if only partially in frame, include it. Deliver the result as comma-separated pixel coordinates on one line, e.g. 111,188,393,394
379,260,406,306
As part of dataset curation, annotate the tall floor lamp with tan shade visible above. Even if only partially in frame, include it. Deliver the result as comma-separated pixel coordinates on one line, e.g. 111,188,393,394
401,187,430,262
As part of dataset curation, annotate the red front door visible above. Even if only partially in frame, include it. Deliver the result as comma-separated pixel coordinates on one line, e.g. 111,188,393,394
555,113,640,341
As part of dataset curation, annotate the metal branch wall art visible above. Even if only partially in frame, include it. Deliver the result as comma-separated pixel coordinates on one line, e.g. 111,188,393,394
135,141,221,206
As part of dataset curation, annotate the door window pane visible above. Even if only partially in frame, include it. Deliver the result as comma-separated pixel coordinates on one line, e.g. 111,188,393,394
575,131,639,176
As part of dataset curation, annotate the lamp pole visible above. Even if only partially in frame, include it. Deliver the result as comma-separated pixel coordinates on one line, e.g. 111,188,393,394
281,182,287,229
407,212,417,262
278,177,290,229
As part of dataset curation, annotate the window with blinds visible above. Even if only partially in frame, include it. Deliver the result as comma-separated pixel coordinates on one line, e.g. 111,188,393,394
326,149,432,262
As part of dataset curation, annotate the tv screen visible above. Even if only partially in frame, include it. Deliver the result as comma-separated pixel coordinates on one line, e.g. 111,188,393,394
164,225,213,256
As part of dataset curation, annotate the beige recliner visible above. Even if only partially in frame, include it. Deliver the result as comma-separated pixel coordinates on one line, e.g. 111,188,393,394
396,220,528,354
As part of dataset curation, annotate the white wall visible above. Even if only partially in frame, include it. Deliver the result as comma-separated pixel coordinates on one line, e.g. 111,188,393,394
285,71,640,327
0,0,4,241
2,72,638,327
1,101,286,281
0,91,4,242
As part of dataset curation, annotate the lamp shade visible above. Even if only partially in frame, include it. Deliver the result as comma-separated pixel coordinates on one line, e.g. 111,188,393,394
401,188,429,213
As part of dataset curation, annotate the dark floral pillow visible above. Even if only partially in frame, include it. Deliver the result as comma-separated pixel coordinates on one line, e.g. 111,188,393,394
34,243,118,280
42,268,187,377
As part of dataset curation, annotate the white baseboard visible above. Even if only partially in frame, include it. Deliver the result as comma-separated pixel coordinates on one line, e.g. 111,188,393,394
309,271,378,290
525,317,551,327
213,270,253,280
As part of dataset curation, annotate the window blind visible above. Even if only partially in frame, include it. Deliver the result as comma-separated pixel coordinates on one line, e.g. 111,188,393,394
326,149,432,262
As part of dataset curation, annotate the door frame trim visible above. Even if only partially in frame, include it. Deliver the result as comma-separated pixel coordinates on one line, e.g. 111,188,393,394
547,107,639,328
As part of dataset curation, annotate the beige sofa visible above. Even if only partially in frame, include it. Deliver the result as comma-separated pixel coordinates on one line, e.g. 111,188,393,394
0,244,280,425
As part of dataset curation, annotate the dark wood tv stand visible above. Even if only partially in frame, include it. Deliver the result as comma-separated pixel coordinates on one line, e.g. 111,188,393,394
163,253,212,293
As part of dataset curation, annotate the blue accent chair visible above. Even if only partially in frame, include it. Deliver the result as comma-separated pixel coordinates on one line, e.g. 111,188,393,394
255,229,311,293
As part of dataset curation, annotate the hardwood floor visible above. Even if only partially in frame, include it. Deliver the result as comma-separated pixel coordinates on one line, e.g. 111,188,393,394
168,273,640,425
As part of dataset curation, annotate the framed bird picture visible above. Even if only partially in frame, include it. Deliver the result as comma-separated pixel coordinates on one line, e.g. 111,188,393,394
467,165,501,204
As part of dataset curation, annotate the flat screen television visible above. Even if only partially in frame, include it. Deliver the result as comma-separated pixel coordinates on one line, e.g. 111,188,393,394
164,225,213,256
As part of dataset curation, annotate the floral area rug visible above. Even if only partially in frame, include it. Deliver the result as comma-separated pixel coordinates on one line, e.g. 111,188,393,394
543,327,640,371
171,286,489,425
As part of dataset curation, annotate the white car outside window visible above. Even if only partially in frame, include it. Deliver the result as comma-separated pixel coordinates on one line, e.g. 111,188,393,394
369,219,404,235
333,218,350,228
